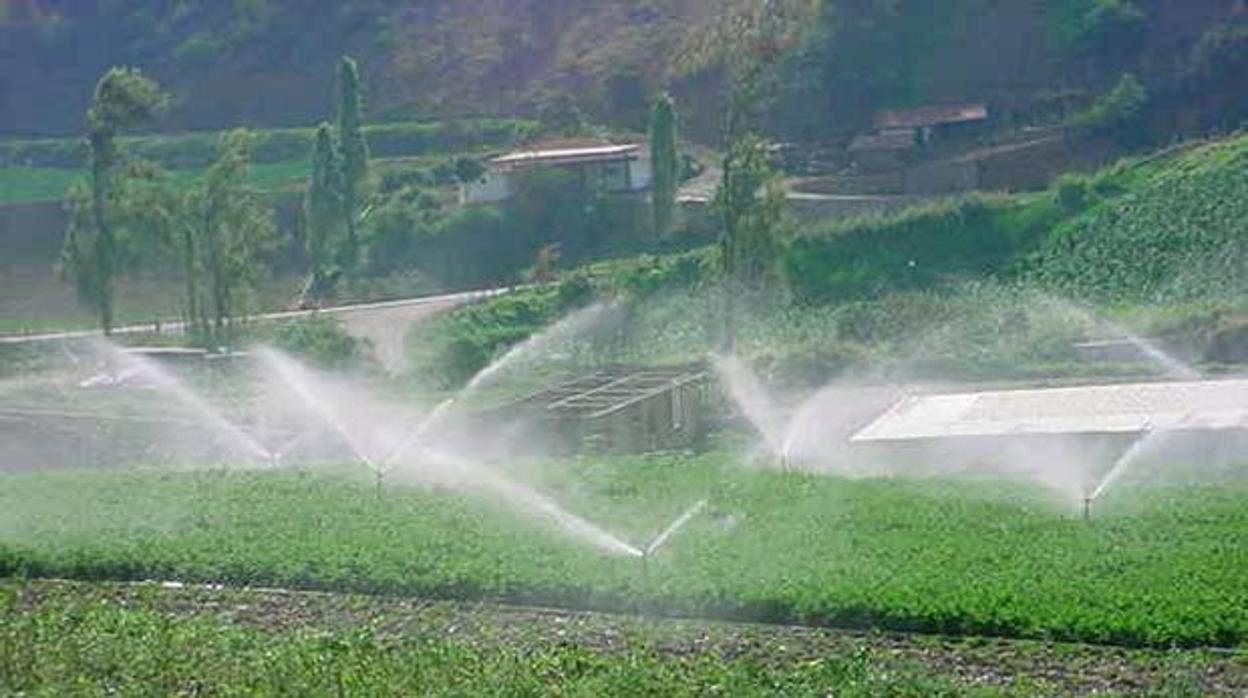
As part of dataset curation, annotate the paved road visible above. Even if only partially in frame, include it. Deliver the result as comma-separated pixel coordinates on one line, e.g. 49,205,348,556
0,287,508,349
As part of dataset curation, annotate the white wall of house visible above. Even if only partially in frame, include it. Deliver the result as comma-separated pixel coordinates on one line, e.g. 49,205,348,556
460,148,652,206
460,169,516,205
629,150,652,191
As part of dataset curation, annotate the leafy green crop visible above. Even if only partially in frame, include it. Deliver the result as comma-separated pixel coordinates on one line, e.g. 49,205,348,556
1025,134,1248,301
4,580,962,697
2,453,1244,649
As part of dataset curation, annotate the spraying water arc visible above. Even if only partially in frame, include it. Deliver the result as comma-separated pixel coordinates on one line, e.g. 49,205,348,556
644,499,708,557
97,342,272,463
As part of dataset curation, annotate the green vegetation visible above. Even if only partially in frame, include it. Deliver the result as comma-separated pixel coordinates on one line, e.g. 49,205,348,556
1,457,1245,649
1025,135,1248,301
0,118,537,171
406,280,594,389
784,194,1060,303
1047,0,1148,52
2,582,970,697
60,67,170,334
788,131,1248,305
649,93,679,237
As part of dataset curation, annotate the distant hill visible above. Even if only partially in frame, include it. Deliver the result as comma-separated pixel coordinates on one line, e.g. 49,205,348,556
0,0,769,136
0,1,1243,143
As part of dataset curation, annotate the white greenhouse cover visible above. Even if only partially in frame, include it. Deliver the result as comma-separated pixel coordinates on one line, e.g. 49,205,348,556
852,379,1248,442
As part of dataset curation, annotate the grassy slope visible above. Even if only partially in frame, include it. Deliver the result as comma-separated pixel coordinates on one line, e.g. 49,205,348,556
415,132,1248,386
1023,135,1248,301
787,131,1248,304
1,456,1245,648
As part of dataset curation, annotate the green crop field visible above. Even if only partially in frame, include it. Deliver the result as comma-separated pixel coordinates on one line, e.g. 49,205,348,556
8,580,1238,696
3,454,1245,650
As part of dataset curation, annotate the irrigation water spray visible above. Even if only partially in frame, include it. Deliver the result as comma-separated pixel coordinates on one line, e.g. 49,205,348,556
253,346,646,556
639,499,709,583
93,340,272,463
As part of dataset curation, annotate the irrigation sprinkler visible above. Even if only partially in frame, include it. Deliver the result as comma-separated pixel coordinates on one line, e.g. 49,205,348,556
638,499,708,586
1082,496,1092,522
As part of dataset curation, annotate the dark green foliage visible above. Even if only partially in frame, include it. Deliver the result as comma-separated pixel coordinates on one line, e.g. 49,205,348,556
650,93,679,237
1047,0,1148,52
716,135,786,292
359,186,441,275
405,279,593,389
1055,173,1092,212
60,67,169,334
1181,24,1248,131
176,129,278,345
1072,73,1150,144
452,155,486,184
336,55,370,269
783,195,1060,303
360,166,646,290
304,123,344,300
265,316,365,369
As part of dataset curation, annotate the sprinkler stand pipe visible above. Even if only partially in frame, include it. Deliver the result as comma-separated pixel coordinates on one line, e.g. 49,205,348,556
1082,496,1092,522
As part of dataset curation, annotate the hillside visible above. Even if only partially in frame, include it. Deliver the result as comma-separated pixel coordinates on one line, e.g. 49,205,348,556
407,130,1248,388
2,1,1243,142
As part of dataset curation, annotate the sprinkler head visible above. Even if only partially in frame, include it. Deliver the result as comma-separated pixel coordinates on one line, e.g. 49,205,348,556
1082,496,1092,521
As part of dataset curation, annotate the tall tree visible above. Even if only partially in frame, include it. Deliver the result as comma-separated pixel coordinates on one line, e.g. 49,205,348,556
304,122,343,303
60,67,167,333
177,130,277,345
708,5,793,351
337,55,370,270
649,92,679,237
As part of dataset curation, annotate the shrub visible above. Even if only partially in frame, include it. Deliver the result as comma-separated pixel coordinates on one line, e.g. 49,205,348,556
1055,173,1091,212
264,316,367,369
1071,73,1150,143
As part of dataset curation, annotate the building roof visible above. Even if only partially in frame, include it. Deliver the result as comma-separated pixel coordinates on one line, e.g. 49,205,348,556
852,378,1248,442
490,144,641,170
874,103,989,130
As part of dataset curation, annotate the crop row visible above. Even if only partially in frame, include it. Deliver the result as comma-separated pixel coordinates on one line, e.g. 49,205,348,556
1,454,1245,648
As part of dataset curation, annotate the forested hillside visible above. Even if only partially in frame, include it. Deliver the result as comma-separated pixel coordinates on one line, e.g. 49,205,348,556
2,0,1243,140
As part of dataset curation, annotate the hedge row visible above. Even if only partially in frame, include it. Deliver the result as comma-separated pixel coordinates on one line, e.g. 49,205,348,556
0,118,539,169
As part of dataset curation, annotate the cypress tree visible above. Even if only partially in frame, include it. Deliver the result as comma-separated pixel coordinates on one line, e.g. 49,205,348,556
305,123,343,301
337,55,370,269
649,92,679,237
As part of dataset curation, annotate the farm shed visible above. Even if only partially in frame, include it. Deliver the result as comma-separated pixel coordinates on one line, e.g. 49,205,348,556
479,364,710,454
461,143,652,205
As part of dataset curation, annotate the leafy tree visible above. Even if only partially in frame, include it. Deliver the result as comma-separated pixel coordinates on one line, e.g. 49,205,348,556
715,135,784,289
649,93,679,237
453,155,486,185
337,55,371,270
1073,72,1149,144
304,123,343,303
701,7,794,350
60,67,168,334
176,130,277,345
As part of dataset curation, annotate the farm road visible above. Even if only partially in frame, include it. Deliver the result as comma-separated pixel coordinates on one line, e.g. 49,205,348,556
0,287,508,371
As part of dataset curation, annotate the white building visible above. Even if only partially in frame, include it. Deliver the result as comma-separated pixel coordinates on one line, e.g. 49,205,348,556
461,143,652,205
